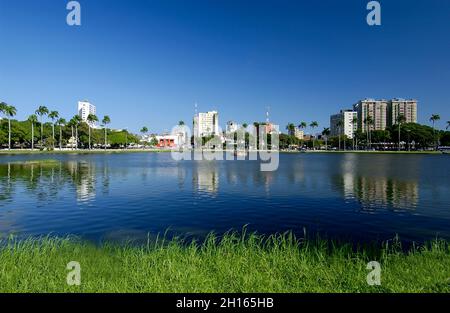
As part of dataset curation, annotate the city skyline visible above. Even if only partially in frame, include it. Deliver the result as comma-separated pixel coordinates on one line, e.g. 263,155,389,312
1,1,449,133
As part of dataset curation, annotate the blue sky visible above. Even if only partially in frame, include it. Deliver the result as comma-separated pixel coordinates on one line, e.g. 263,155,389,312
0,0,449,133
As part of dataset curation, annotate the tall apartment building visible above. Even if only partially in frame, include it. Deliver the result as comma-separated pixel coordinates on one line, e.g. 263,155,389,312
388,98,417,126
330,110,358,139
78,100,97,127
353,98,418,133
353,99,388,132
193,111,219,137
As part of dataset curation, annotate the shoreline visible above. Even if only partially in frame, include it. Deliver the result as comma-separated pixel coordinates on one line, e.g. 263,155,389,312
0,149,442,156
0,233,448,292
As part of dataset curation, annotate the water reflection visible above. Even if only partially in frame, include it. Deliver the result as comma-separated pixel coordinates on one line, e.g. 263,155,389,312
0,153,448,243
335,154,420,211
192,162,219,194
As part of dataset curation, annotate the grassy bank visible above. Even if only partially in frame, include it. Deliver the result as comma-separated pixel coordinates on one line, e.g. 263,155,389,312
0,233,449,293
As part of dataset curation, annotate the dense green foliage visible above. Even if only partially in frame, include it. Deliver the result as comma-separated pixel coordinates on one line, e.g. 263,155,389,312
0,233,448,292
0,119,139,149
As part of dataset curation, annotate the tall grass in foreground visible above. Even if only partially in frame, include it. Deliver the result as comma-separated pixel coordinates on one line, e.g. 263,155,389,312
0,232,449,293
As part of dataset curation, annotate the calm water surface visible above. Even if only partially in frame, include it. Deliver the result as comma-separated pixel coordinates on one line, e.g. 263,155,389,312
0,153,449,244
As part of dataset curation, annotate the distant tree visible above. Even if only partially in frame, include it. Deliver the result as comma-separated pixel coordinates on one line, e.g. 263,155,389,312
447,121,450,130
286,123,295,135
140,126,148,135
430,114,441,148
48,111,59,149
310,121,318,149
364,116,374,149
178,121,185,126
322,127,330,149
35,106,49,146
396,114,406,151
56,118,66,150
298,122,307,130
102,116,111,150
242,123,248,129
1,103,17,150
87,114,99,149
70,115,81,149
28,114,38,150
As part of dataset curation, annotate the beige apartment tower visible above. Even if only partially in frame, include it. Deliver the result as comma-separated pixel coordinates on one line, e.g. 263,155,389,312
388,98,417,126
353,99,389,132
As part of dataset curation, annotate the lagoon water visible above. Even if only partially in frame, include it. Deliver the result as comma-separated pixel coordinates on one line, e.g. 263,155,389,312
0,153,449,244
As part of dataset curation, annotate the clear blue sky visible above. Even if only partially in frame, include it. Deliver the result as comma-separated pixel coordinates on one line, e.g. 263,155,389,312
1,0,449,133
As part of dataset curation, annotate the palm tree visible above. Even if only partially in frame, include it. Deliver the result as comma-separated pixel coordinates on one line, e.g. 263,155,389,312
35,106,49,146
4,104,17,150
0,102,7,120
140,126,148,135
242,123,248,129
48,110,59,149
446,121,450,130
178,121,185,126
71,115,81,149
322,127,330,150
56,118,66,150
396,114,406,151
310,121,318,149
364,116,374,150
298,122,307,131
87,114,99,150
102,116,111,150
286,123,295,135
28,114,38,150
336,120,344,150
430,114,440,149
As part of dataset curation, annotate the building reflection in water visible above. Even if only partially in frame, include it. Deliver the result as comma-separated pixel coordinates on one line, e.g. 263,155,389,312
339,154,419,211
192,162,219,194
67,161,96,202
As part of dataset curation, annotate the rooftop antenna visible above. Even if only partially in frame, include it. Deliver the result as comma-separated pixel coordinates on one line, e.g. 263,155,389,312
266,106,270,123
194,101,198,115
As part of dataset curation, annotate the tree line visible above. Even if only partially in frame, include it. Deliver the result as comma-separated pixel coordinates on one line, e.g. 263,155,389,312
0,102,139,150
282,115,450,150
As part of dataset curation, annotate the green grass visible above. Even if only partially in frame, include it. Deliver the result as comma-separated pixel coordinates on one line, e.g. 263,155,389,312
0,232,449,293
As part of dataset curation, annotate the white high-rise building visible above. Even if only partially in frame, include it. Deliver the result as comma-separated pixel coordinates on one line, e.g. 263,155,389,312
330,110,358,139
78,100,97,127
193,111,219,137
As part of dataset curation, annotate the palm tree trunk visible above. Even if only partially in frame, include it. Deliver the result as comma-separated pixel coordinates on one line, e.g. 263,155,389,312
52,124,55,149
40,120,43,145
59,125,62,150
8,118,11,150
75,126,78,150
104,127,107,150
31,123,34,150
398,124,401,151
89,126,91,150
